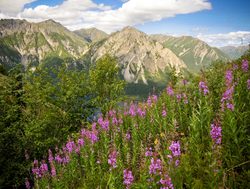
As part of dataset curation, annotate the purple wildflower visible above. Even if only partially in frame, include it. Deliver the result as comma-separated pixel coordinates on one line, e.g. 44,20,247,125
123,169,134,189
226,102,234,111
98,117,110,131
78,138,84,147
147,96,152,107
221,85,234,111
66,140,75,153
176,94,182,102
199,81,209,95
137,107,146,117
25,178,31,189
160,174,174,189
55,154,62,164
126,131,131,140
108,150,117,169
169,141,181,157
225,70,233,87
149,158,162,174
210,122,222,145
129,104,136,117
242,59,249,72
62,155,70,164
32,160,40,178
145,147,153,157
166,86,174,96
50,163,56,177
48,149,54,163
108,110,116,117
247,79,250,90
162,109,167,117
112,116,119,125
40,160,48,176
221,86,234,102
175,159,180,167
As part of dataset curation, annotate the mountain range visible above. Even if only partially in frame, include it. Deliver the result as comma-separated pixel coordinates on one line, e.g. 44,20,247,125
0,19,230,84
220,45,249,59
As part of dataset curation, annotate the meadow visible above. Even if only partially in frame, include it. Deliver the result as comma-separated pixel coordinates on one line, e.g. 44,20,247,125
27,54,250,189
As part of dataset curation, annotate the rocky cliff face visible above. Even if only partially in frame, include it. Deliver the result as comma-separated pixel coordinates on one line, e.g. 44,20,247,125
91,27,186,84
0,19,88,68
151,35,229,72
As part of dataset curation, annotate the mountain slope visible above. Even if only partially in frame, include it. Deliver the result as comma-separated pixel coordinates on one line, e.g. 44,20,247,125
74,28,108,43
220,45,249,59
0,19,89,69
91,27,186,84
151,34,229,72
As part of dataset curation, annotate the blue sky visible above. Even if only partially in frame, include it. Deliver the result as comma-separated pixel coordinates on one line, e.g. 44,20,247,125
0,0,250,46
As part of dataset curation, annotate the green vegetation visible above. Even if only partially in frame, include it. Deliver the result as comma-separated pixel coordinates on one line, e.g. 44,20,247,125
17,52,250,188
0,55,124,188
0,50,250,188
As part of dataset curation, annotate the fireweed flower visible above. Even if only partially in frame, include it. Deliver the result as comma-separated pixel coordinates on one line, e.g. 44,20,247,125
169,141,181,157
62,155,70,164
129,104,136,117
210,122,222,145
48,149,54,163
199,81,209,95
247,79,250,90
160,174,174,189
25,178,31,189
147,96,152,107
225,70,233,87
145,147,153,157
242,59,249,72
166,86,174,96
50,163,56,177
137,107,146,117
55,154,63,164
149,158,162,174
126,131,131,140
176,94,182,102
40,160,48,176
66,140,75,153
162,109,167,117
78,138,84,147
98,117,110,130
108,150,117,169
32,160,41,178
123,169,134,189
221,85,234,111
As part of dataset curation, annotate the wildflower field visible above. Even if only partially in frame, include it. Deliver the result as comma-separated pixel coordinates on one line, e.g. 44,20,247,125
28,56,249,189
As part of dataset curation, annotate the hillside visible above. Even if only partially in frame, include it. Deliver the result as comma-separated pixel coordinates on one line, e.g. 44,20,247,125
0,19,89,69
151,34,229,72
91,26,187,84
74,28,109,43
220,45,249,59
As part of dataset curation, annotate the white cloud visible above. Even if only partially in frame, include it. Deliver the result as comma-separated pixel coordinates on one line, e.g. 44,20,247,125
197,31,250,47
0,0,211,32
0,0,36,15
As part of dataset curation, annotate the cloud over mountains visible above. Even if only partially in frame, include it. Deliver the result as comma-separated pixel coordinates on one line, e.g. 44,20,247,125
0,0,211,32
